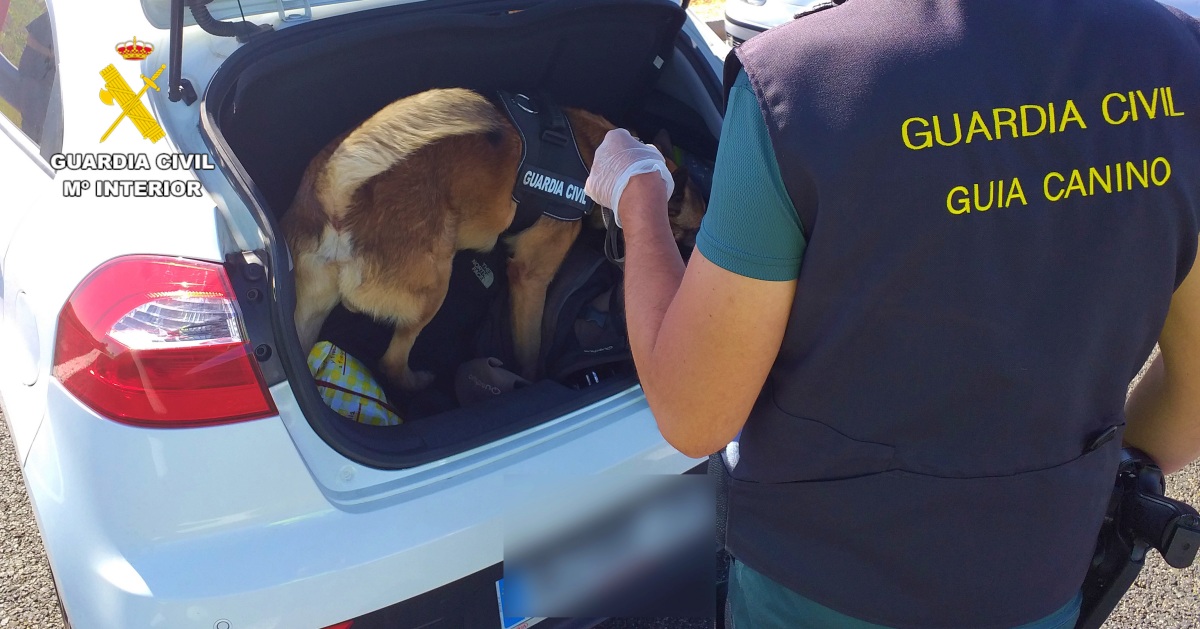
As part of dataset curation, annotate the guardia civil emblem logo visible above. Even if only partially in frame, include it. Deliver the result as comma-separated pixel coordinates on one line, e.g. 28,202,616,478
98,37,167,143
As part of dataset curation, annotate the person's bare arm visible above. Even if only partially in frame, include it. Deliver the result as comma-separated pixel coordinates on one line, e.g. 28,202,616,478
621,178,796,458
1125,239,1200,474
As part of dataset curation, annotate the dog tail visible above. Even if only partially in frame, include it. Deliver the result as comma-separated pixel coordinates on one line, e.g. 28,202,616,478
318,88,505,220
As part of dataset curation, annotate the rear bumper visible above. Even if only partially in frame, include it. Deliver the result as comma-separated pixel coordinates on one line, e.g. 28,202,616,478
22,381,702,629
336,562,589,629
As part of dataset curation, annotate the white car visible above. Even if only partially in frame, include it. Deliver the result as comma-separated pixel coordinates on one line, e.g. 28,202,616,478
0,0,729,627
723,0,1200,46
722,0,841,46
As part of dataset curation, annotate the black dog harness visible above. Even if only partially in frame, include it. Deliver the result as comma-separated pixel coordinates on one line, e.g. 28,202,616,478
497,91,594,234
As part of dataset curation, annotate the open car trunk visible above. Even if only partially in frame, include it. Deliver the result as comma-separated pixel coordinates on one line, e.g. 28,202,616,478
200,0,724,469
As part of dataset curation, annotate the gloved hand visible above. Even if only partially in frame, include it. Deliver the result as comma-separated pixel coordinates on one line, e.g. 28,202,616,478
584,129,675,227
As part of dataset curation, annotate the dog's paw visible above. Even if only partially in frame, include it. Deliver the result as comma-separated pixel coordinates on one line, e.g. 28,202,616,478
399,369,436,392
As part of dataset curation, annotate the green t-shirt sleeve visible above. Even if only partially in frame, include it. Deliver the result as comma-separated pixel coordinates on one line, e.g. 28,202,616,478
695,70,807,281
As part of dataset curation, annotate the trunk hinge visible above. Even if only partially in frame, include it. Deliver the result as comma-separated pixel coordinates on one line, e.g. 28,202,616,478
168,0,274,105
276,0,313,24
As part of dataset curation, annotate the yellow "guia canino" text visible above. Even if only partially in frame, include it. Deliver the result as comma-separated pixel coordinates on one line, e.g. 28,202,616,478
947,157,1173,214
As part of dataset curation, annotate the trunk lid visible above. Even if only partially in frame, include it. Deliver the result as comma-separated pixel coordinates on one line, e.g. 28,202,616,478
146,0,687,103
141,0,414,29
140,0,688,30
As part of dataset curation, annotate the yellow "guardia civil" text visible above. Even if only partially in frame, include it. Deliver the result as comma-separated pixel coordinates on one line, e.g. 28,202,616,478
904,100,1087,150
1102,87,1185,125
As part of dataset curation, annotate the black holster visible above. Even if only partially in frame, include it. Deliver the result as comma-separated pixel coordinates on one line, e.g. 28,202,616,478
1076,448,1200,629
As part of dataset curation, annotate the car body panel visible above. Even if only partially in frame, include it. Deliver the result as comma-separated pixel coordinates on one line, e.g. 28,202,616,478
0,118,56,464
681,3,731,79
0,6,230,460
26,380,700,628
0,196,230,464
277,383,696,502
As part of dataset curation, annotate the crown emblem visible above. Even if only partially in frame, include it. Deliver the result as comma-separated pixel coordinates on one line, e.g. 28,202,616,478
115,36,154,61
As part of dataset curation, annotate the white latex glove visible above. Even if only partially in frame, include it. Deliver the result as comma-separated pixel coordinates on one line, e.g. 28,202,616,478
584,129,675,227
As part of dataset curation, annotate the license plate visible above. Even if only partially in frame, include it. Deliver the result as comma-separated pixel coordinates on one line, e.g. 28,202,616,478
496,578,544,629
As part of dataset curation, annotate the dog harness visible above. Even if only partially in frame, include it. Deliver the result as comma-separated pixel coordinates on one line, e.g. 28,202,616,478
497,91,594,234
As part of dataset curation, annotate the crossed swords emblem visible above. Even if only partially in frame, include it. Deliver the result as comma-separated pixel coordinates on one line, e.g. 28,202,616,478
98,63,167,143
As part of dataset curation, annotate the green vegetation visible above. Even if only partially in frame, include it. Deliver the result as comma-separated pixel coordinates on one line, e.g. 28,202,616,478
0,0,45,67
0,98,18,126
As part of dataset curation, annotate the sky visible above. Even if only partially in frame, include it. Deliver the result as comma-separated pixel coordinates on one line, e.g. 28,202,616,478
1163,0,1200,16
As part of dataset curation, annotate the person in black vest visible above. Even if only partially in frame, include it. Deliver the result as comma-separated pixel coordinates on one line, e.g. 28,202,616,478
584,1,1200,627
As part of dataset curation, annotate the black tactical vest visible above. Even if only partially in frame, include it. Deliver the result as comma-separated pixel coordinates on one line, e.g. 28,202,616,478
725,2,1200,627
497,91,594,233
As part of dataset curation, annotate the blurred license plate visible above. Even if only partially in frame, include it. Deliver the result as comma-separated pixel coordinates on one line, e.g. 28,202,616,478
496,578,544,629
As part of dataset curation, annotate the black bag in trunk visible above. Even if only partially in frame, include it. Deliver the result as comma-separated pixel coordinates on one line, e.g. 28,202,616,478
475,239,632,385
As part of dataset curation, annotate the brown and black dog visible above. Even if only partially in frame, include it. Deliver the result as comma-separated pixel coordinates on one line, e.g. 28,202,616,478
283,88,705,391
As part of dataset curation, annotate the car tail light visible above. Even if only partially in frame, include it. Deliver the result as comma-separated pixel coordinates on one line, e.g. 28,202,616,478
53,255,277,427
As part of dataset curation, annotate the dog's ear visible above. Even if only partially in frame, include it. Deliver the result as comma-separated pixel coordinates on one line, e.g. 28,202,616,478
671,165,689,197
668,165,688,216
652,128,674,160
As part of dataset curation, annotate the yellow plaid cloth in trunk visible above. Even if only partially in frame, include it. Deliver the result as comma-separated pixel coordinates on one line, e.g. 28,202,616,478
306,341,403,426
